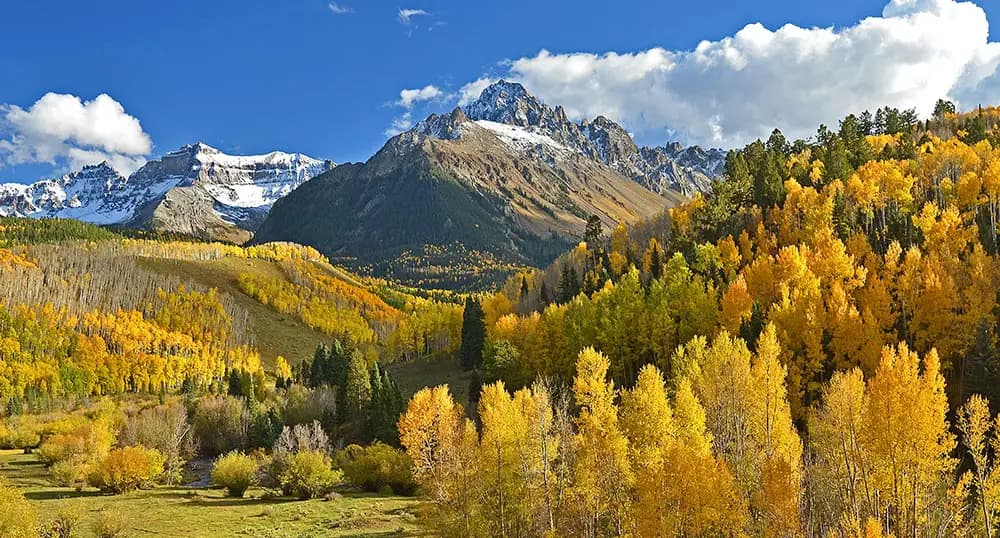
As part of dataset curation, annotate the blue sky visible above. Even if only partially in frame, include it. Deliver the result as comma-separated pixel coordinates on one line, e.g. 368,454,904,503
2,0,999,182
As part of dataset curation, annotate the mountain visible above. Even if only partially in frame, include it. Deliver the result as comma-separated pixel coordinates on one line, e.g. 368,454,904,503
255,81,700,289
462,80,726,195
0,143,334,242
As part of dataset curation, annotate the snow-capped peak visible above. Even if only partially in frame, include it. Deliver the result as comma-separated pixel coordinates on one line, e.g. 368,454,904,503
0,143,335,228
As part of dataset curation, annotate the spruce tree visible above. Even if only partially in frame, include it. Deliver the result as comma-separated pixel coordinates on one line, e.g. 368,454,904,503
228,369,243,397
459,297,486,370
309,344,327,388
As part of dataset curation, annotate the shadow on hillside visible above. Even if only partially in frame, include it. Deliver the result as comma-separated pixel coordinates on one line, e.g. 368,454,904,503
24,489,104,501
193,497,302,507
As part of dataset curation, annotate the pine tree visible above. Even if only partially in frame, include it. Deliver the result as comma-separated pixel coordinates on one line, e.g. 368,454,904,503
558,264,580,303
459,297,486,371
369,365,404,445
584,215,604,247
539,280,553,306
228,369,243,397
309,344,327,387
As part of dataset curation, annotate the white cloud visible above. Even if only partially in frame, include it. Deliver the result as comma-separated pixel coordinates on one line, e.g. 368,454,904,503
328,2,353,14
396,85,443,109
455,0,1000,148
385,85,443,136
385,112,414,137
398,8,429,25
457,77,498,106
0,93,152,175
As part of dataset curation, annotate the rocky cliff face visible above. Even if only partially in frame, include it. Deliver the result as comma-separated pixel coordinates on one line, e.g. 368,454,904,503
0,144,334,241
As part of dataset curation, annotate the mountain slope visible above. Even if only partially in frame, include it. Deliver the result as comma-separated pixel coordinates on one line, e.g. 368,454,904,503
255,86,682,289
0,143,334,241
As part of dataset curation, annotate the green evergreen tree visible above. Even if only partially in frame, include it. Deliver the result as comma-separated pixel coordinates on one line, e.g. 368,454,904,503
933,99,956,120
649,242,663,280
344,350,372,422
309,344,327,387
328,339,349,388
459,297,486,370
540,280,553,306
228,369,243,397
584,214,604,246
368,364,404,445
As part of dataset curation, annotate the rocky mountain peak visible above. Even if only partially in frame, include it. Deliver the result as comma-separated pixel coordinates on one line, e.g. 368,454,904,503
463,80,553,128
414,108,469,141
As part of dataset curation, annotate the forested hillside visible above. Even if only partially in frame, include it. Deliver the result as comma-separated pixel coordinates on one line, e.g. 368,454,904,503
391,102,1000,537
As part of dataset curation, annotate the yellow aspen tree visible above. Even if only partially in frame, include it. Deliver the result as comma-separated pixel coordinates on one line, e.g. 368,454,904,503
635,440,749,537
398,385,483,536
619,364,674,469
864,343,955,537
720,275,754,334
571,347,632,536
633,371,749,536
478,381,529,537
751,324,804,537
810,368,871,527
672,377,713,456
958,394,997,538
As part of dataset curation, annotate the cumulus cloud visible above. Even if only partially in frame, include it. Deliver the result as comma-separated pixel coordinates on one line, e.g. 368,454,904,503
396,85,443,108
454,0,1000,148
457,77,498,106
385,112,414,137
328,2,353,14
0,93,152,175
397,8,428,25
386,85,444,135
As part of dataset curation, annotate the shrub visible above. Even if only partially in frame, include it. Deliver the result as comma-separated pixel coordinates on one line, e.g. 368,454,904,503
0,480,38,538
1,425,40,453
277,451,342,499
87,446,165,494
336,443,418,495
37,419,114,466
211,451,259,498
50,459,88,489
90,509,130,538
281,385,337,428
118,403,196,485
273,421,330,455
39,500,86,538
192,395,248,456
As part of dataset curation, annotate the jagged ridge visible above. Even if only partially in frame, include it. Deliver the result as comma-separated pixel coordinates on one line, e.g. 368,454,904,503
0,144,334,240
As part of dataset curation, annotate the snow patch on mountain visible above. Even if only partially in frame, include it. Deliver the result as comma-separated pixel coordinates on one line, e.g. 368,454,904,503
473,120,570,153
0,144,335,231
443,80,728,196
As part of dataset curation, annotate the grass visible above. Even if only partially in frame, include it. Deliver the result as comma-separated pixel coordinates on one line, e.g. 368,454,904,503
388,355,473,408
0,450,431,537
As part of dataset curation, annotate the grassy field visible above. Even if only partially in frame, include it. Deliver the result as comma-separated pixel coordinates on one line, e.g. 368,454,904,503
388,356,474,408
0,450,431,537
